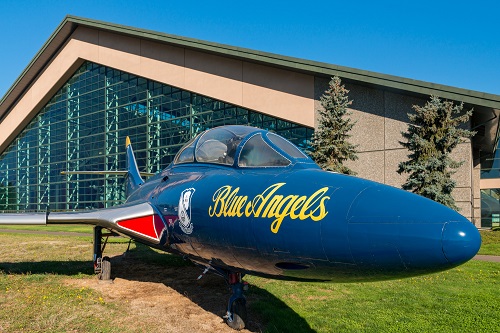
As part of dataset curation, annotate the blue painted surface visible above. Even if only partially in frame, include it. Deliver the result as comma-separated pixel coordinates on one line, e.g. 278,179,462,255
125,139,145,196
125,125,481,281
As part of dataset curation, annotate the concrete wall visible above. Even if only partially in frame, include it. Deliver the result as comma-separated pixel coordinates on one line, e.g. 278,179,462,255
314,77,475,222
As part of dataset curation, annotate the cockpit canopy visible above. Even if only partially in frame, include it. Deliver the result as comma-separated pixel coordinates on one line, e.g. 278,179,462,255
173,125,311,168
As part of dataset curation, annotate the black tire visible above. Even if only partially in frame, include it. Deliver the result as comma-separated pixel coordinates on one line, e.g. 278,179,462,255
99,256,111,280
226,299,247,330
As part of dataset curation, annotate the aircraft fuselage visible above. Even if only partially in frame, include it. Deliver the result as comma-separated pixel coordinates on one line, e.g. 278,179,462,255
127,161,480,281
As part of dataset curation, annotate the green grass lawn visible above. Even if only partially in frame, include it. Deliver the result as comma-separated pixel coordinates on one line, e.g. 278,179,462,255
0,232,123,332
478,229,500,255
246,260,500,332
0,228,499,332
1,273,123,332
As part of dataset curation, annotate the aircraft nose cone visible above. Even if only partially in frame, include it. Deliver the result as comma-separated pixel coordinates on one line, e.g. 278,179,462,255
442,221,481,265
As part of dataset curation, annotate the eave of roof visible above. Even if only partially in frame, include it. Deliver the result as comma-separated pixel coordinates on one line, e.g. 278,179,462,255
1,15,499,122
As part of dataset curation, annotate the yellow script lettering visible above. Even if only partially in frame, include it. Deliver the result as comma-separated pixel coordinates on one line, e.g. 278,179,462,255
208,183,330,233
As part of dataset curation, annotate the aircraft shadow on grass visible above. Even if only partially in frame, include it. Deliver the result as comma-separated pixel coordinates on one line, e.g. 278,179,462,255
0,242,316,333
0,259,91,276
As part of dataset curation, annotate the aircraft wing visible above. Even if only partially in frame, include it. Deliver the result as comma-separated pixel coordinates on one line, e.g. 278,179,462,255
0,202,167,244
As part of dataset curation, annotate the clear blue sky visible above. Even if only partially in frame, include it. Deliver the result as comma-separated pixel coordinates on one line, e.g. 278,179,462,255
1,0,499,99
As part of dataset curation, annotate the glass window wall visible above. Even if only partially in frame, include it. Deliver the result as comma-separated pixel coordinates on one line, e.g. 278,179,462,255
480,137,500,227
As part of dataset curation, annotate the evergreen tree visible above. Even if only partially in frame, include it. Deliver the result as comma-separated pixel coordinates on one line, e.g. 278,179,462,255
398,95,474,210
310,76,358,174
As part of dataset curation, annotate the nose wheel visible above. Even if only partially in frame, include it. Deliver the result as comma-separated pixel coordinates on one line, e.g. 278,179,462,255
224,272,248,330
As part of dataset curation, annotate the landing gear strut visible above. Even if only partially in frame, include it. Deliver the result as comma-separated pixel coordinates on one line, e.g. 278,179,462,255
224,272,248,330
93,226,112,280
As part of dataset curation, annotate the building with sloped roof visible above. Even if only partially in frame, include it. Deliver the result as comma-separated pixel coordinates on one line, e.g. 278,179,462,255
1,16,499,227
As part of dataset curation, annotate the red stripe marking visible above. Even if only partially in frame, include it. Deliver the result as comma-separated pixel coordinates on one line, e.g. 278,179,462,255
117,215,161,240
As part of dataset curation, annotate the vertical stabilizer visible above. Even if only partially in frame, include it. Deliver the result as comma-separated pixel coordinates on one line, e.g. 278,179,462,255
126,137,144,196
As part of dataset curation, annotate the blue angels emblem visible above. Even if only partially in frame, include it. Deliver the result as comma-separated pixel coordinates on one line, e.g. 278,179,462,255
178,188,195,234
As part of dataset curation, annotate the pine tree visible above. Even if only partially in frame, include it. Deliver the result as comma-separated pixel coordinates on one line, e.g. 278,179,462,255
398,95,474,210
310,76,358,174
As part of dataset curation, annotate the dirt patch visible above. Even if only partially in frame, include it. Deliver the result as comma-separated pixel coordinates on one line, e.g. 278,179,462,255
65,253,260,333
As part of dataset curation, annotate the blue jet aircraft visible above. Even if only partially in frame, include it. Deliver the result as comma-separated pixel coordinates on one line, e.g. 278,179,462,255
0,125,481,330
